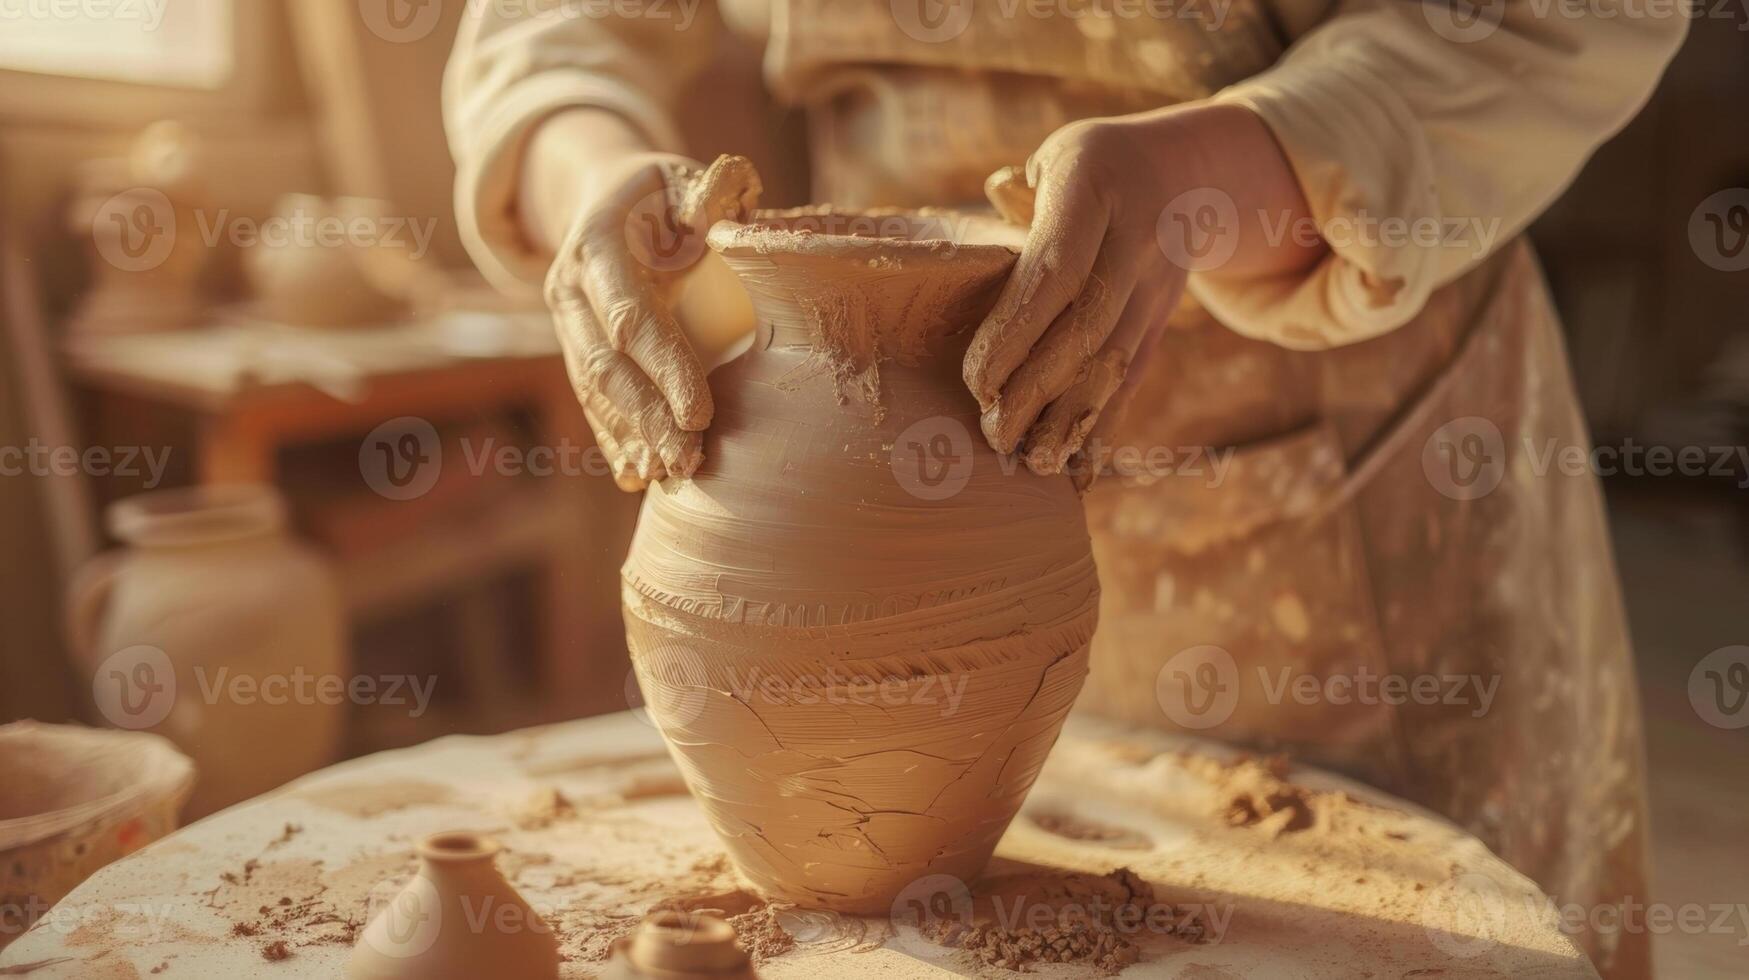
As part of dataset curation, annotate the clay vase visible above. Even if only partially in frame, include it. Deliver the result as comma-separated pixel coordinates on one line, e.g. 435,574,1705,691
601,912,758,979
244,194,405,327
347,832,559,980
621,208,1100,913
67,485,346,817
0,723,193,951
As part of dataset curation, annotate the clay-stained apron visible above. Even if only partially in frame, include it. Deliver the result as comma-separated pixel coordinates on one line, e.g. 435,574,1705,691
726,3,1651,977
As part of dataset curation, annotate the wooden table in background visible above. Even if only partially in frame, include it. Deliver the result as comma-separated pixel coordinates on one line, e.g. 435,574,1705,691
63,318,637,724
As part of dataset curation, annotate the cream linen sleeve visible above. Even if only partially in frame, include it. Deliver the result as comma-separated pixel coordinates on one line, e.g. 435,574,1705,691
442,4,719,291
1192,0,1687,348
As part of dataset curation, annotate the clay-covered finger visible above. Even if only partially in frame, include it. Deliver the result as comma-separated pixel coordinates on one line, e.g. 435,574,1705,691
556,320,656,486
1022,348,1129,477
979,252,1132,454
676,154,761,233
581,345,704,478
984,165,1036,227
962,170,1106,413
582,238,713,432
581,400,649,492
1063,284,1176,491
554,307,695,482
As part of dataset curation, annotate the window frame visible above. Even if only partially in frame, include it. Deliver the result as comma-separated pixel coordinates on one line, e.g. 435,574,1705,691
0,0,299,127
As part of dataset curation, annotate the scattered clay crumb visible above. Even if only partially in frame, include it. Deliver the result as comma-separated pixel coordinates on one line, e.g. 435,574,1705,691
565,910,642,965
691,854,731,877
149,963,169,975
908,868,1204,975
230,922,260,938
511,786,578,831
724,904,797,962
1177,753,1324,838
267,823,302,848
260,941,292,962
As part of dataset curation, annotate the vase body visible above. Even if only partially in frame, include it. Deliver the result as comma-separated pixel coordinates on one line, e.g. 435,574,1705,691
68,485,347,817
621,209,1100,913
348,833,559,980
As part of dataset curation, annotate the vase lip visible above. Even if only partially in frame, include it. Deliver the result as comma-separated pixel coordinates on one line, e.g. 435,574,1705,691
417,831,502,865
707,206,1023,271
108,484,285,548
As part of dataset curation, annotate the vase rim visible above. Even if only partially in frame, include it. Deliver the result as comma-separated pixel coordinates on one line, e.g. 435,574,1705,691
707,206,1023,269
418,831,502,864
108,484,285,548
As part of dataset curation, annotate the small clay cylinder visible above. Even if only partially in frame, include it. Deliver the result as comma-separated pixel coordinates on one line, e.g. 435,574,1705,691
603,912,757,979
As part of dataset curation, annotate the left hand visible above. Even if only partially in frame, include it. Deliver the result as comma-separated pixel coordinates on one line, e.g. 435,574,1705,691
963,102,1324,481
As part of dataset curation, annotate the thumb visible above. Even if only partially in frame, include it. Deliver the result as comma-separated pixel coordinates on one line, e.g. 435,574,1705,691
984,165,1037,227
677,154,762,241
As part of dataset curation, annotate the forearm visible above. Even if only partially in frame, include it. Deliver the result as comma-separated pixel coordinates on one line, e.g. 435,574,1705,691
1130,101,1327,282
518,108,657,255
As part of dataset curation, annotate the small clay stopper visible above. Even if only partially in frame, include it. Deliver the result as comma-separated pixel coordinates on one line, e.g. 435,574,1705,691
603,911,758,979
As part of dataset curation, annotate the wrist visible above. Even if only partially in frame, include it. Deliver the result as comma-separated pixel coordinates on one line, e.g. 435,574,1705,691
1142,102,1327,279
519,108,654,252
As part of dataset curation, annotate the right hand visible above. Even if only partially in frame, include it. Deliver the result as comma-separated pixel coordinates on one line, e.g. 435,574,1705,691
543,152,760,491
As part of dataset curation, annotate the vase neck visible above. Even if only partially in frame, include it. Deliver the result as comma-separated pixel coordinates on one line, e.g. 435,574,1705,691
724,250,1007,364
108,485,285,550
710,210,1020,405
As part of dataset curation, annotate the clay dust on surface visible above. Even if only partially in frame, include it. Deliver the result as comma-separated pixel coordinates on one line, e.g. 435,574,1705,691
907,868,1209,976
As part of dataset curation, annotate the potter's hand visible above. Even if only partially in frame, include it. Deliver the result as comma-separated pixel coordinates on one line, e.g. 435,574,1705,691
964,104,1323,480
542,150,760,490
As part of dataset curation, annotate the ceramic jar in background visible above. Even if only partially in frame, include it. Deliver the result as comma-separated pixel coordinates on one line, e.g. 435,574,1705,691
621,208,1100,913
67,485,346,817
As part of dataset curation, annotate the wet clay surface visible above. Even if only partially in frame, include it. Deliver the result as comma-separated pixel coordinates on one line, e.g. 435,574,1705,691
623,208,1100,912
0,713,1600,979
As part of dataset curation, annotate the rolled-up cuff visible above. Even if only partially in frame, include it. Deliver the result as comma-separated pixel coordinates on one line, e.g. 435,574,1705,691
1193,56,1446,350
455,70,684,293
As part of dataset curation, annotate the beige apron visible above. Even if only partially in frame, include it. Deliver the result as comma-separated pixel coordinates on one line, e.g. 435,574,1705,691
743,3,1651,975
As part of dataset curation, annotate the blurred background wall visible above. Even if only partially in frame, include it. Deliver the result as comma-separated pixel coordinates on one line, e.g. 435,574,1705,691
0,4,1743,970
